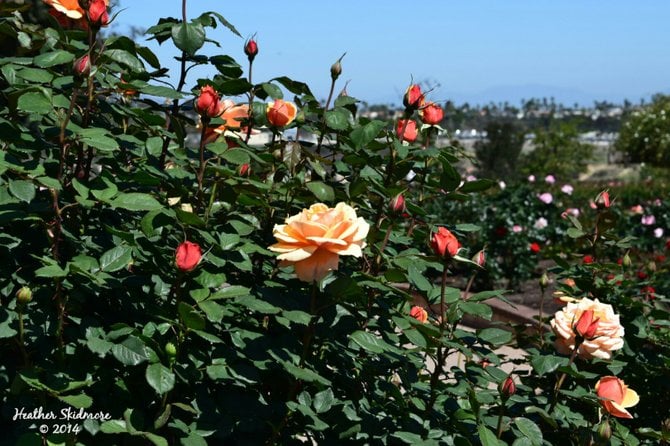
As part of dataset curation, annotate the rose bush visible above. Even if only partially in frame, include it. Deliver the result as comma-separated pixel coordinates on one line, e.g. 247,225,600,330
0,1,668,445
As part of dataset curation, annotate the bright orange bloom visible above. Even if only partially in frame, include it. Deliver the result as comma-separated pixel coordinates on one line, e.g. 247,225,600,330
595,376,639,419
409,306,428,323
268,203,369,283
431,227,460,258
43,0,109,20
266,99,297,127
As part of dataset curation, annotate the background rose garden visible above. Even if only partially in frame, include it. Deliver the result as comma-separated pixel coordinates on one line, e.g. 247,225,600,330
1,1,669,445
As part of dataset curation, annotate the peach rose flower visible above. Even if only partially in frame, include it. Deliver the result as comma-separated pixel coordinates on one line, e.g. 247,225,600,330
550,297,624,360
44,0,109,19
595,376,639,418
269,203,369,282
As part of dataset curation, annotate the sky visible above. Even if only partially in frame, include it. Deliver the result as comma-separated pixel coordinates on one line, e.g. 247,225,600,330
114,0,670,107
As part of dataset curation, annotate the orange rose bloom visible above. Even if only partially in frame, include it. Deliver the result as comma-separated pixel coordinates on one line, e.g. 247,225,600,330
43,0,109,19
550,297,624,360
409,306,428,323
396,119,418,143
269,203,369,283
203,99,250,144
431,227,460,258
266,99,297,127
420,102,444,125
595,376,639,419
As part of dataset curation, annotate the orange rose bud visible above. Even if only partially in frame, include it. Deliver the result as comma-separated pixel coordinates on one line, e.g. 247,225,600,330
431,227,459,258
195,85,221,119
403,84,424,111
420,102,444,125
500,376,516,399
266,99,297,127
396,119,418,143
244,38,258,62
409,306,428,323
389,194,406,216
596,190,611,209
73,54,90,78
595,376,639,419
86,0,109,27
175,241,202,272
574,309,599,340
239,163,251,177
473,250,486,267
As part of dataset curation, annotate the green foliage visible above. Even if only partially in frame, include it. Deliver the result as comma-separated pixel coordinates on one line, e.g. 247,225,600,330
617,94,670,166
1,2,668,445
475,121,525,180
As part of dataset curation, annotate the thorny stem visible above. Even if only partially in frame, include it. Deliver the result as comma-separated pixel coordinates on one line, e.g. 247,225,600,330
268,284,319,444
548,345,580,414
426,262,450,412
496,403,506,438
244,57,255,144
196,121,209,206
315,77,337,155
159,0,189,169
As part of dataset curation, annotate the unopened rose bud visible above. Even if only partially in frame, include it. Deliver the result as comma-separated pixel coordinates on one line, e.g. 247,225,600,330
622,253,632,268
73,54,91,78
500,375,516,399
540,272,549,290
647,261,657,273
403,84,424,111
86,0,109,28
195,85,222,119
472,250,486,267
244,38,258,62
389,194,406,216
16,286,33,304
595,190,611,209
165,342,177,358
330,53,345,81
239,163,251,177
597,418,611,442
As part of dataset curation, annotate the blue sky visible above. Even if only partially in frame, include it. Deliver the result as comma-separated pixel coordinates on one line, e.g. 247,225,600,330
115,1,670,106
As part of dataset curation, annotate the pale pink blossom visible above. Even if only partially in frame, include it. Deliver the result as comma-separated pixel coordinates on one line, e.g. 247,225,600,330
641,215,656,226
545,174,556,184
534,217,548,229
561,184,573,195
538,192,553,204
654,227,664,238
527,175,536,183
466,175,477,182
512,225,523,233
498,181,506,190
630,205,644,214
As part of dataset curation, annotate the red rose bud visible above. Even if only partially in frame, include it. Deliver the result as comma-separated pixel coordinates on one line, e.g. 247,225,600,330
641,285,656,300
529,242,541,253
389,194,406,216
409,306,428,323
420,102,444,125
431,227,460,258
244,38,258,62
500,376,516,399
583,254,594,264
403,84,424,111
396,119,418,142
195,85,221,119
574,309,599,339
595,190,611,209
637,271,648,280
175,241,202,272
266,99,298,127
87,0,109,27
239,163,251,177
16,286,33,304
73,54,91,78
472,250,486,267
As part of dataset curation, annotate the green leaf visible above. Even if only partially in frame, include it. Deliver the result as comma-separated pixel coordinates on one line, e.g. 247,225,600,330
350,330,388,353
104,49,145,72
261,82,283,100
111,193,162,211
9,180,35,203
100,419,128,433
112,337,150,366
17,91,51,114
279,360,331,386
145,363,176,395
283,142,302,172
325,108,350,130
178,302,206,330
99,245,132,272
57,393,93,409
459,301,492,320
350,120,386,148
80,130,119,152
477,425,503,446
221,149,250,165
459,179,495,193
35,263,68,278
171,22,206,57
567,227,585,239
140,85,183,99
477,327,513,346
306,181,334,202
514,417,543,446
33,50,74,67
530,354,566,376
313,388,335,414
